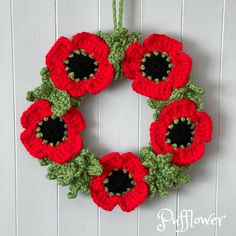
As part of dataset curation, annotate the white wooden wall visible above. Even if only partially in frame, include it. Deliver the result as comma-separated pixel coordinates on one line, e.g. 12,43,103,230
1,0,236,235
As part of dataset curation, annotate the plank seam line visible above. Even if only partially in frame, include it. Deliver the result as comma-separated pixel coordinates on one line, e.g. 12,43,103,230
54,1,60,236
97,1,101,236
214,0,226,236
10,0,18,235
176,1,184,235
137,1,142,236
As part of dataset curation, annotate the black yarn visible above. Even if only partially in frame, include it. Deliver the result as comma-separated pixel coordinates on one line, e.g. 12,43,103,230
40,117,66,145
168,120,193,147
105,170,133,194
68,53,97,79
143,54,169,79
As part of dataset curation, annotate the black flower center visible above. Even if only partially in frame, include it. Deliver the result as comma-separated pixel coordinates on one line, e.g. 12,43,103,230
65,50,98,81
166,118,195,148
141,51,173,82
104,169,135,195
37,116,67,146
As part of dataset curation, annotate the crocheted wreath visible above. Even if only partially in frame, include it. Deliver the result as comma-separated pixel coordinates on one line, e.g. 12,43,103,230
20,0,212,212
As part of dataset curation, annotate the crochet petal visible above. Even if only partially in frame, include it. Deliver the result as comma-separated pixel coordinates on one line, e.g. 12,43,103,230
21,100,52,130
47,134,83,164
46,36,72,70
86,62,114,94
119,182,148,212
159,99,197,125
72,32,110,61
144,34,182,56
63,107,86,133
168,52,192,88
172,142,205,166
123,42,145,80
132,77,172,100
20,129,46,158
122,152,148,181
194,111,213,143
100,152,121,173
90,176,119,211
150,121,172,154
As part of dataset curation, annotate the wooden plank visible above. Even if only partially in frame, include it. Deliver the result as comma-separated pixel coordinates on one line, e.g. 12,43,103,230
178,0,223,235
4,0,236,235
56,0,99,235
13,0,58,235
0,0,16,235
139,1,183,235
217,0,236,235
99,0,141,235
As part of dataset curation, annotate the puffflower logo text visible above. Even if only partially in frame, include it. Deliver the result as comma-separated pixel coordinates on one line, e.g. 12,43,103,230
157,208,226,232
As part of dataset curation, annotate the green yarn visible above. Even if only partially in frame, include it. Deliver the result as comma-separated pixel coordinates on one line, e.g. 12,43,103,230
112,0,124,31
112,0,118,31
97,29,141,81
70,95,86,107
38,157,51,166
140,146,190,199
26,67,84,116
39,148,103,198
98,0,141,80
148,78,205,120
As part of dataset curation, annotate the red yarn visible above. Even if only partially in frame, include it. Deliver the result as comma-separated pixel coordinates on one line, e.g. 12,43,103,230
46,32,114,97
90,152,149,212
122,34,192,100
20,100,86,164
150,99,212,165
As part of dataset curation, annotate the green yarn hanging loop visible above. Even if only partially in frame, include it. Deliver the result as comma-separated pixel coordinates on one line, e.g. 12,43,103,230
112,0,124,31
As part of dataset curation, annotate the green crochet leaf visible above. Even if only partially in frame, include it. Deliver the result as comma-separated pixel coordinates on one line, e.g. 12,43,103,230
147,88,187,120
147,78,205,119
148,87,187,110
97,28,141,80
38,148,103,198
26,67,85,116
70,95,86,107
140,146,190,199
26,67,53,102
185,92,204,111
186,81,204,95
38,157,51,166
49,89,71,116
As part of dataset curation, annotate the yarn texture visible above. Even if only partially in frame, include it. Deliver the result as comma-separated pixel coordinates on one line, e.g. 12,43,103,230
123,34,192,99
46,32,114,97
90,152,149,212
20,0,213,212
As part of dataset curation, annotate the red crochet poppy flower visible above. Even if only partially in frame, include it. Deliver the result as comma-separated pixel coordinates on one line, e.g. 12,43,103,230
90,152,148,212
46,32,114,97
20,100,86,164
150,99,212,165
123,34,192,100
